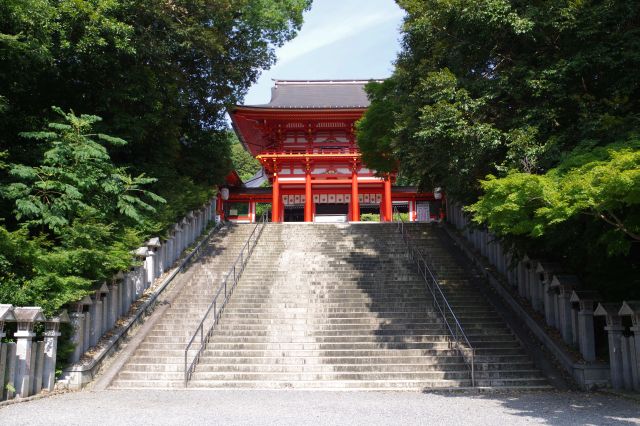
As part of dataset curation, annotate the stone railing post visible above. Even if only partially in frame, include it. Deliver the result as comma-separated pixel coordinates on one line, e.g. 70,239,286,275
595,303,625,389
106,281,119,330
89,291,102,348
13,307,45,397
43,311,69,392
551,275,579,345
619,301,640,391
523,255,541,312
78,296,93,354
175,222,184,257
147,237,162,280
133,248,148,294
536,262,561,328
97,283,109,337
165,236,174,268
180,217,189,250
0,305,16,400
516,257,528,298
570,290,600,362
69,296,91,363
505,252,517,288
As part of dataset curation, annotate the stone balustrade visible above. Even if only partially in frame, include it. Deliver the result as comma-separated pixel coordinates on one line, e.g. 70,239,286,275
0,305,69,401
1,198,217,400
446,200,638,391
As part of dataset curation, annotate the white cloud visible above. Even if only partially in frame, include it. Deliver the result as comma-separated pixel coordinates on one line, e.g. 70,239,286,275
275,9,403,67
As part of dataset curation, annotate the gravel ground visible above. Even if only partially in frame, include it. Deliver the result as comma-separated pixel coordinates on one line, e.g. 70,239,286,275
0,389,639,425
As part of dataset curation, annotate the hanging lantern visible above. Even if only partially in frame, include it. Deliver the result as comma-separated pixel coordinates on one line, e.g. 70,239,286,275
434,187,443,200
220,187,230,201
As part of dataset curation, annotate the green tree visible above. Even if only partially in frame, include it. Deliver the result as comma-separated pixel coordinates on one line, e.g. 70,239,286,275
468,141,640,255
230,133,261,181
357,0,640,294
0,0,311,229
0,108,163,314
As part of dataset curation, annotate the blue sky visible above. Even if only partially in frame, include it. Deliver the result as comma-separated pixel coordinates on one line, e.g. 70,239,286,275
243,0,405,105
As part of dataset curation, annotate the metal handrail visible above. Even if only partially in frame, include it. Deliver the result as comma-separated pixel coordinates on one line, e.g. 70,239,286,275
183,214,268,386
393,209,476,387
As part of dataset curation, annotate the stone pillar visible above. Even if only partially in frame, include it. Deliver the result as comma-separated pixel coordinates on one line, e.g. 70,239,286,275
174,224,182,257
186,215,192,245
146,238,161,285
98,283,109,337
619,301,640,391
82,302,92,353
166,236,174,266
595,303,625,389
537,262,561,328
43,311,69,392
107,282,119,329
552,275,579,345
121,272,133,313
89,292,102,347
68,310,84,364
134,247,149,290
528,260,543,312
13,307,45,397
571,290,600,362
516,259,528,298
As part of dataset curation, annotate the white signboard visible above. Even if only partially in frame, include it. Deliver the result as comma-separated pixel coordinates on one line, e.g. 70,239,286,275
416,202,430,222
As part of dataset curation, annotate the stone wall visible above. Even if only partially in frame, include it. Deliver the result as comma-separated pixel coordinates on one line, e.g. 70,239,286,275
446,201,639,391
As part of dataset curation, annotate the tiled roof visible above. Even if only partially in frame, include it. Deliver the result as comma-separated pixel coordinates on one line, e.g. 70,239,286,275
246,80,380,109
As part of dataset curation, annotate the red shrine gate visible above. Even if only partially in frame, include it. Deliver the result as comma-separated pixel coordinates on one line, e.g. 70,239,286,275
220,80,442,223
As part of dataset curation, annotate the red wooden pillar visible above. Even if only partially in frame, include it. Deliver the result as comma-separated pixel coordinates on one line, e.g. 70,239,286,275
351,169,360,221
383,176,392,222
304,169,313,222
272,172,280,223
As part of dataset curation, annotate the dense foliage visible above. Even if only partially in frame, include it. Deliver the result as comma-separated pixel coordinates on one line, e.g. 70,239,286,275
0,110,160,314
230,134,262,182
0,0,311,313
1,0,310,227
357,0,640,295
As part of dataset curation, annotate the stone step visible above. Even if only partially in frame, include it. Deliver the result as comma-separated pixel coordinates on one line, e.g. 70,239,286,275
112,223,547,391
137,340,522,351
131,348,526,358
125,353,532,365
120,360,536,374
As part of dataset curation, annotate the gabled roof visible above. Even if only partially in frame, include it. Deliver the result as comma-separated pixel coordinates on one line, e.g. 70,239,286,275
243,79,381,109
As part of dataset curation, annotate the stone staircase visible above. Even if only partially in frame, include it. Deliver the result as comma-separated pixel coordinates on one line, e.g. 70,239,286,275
110,224,257,389
404,223,550,389
111,222,550,390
